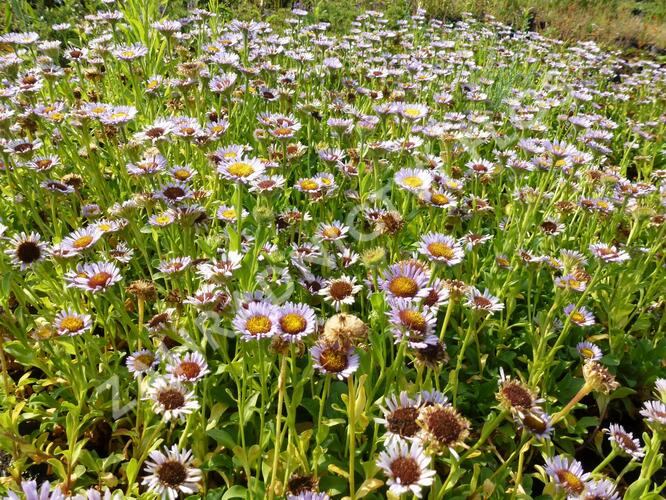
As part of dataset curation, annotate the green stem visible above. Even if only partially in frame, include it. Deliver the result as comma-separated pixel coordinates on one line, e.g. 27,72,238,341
268,355,287,500
348,374,356,500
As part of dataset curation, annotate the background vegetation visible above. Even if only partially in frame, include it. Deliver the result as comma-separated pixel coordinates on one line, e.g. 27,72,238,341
3,0,666,55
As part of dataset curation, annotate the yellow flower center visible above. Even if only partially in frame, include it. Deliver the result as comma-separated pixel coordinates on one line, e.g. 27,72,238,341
398,309,426,332
109,112,128,120
134,353,155,370
556,470,585,494
156,215,172,225
73,235,94,249
319,347,348,373
299,179,319,191
88,272,112,288
427,242,455,259
227,162,255,177
430,193,449,206
322,227,341,239
273,127,292,136
571,312,585,323
221,209,236,220
60,316,84,332
389,276,418,297
403,107,422,117
246,315,272,335
401,176,423,188
580,348,594,359
280,313,307,334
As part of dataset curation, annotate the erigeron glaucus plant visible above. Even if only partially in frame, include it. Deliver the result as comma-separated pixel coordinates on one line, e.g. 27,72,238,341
0,2,665,499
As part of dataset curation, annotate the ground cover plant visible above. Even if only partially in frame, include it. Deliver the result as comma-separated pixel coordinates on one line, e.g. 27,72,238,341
0,2,665,499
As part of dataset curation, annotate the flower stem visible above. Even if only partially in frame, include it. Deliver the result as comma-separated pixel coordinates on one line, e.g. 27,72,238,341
552,382,594,424
592,448,618,474
348,374,356,500
438,298,454,342
268,355,288,500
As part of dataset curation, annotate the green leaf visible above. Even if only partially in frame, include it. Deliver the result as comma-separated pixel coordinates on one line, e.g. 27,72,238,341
207,429,236,449
624,478,650,500
221,485,247,500
125,458,140,487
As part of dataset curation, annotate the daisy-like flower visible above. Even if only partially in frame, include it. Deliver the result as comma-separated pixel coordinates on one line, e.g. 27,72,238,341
217,157,265,183
589,243,630,263
496,368,540,412
376,391,422,442
61,226,103,253
395,168,432,193
515,409,553,441
604,424,644,460
66,261,122,292
465,159,495,176
420,279,450,310
413,335,449,369
376,439,436,498
421,190,457,209
100,105,138,125
54,309,92,336
232,301,278,341
170,165,196,182
276,302,317,341
167,352,210,383
319,276,362,310
464,288,504,315
576,341,603,361
574,478,620,500
379,263,430,300
417,233,464,266
316,221,348,242
640,400,666,429
127,153,168,175
5,232,48,270
388,298,436,348
564,304,595,326
113,43,148,60
155,182,192,205
555,274,587,292
96,218,126,234
197,253,243,282
311,341,359,379
209,72,238,93
142,446,202,499
399,103,429,121
184,284,229,309
145,376,199,422
126,349,159,378
215,205,248,223
249,174,286,193
417,403,470,456
4,480,65,500
158,257,191,274
149,211,176,227
295,177,322,194
543,455,591,497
